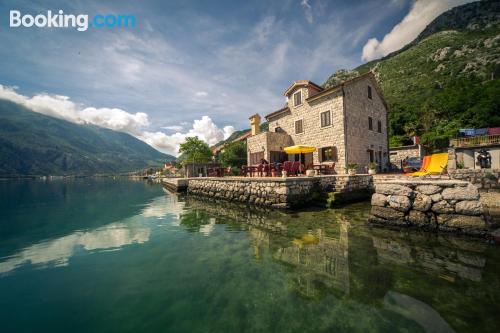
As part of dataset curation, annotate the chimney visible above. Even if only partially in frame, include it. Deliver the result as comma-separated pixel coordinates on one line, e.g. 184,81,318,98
249,114,261,136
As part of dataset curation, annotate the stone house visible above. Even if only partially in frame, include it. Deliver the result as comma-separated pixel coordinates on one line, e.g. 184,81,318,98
247,72,389,173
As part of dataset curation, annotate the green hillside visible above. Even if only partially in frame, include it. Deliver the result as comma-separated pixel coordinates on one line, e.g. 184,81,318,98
0,99,174,176
324,0,500,150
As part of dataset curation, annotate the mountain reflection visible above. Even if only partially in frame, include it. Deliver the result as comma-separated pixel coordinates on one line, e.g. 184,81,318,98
0,195,181,276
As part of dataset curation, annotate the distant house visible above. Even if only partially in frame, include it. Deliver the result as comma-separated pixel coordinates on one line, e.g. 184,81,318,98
246,72,389,173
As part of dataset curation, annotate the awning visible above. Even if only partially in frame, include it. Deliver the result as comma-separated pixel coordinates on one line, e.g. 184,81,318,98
283,145,316,154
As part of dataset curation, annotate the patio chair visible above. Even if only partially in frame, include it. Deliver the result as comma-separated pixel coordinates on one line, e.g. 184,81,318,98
240,165,248,177
291,161,301,176
283,161,292,175
409,153,448,177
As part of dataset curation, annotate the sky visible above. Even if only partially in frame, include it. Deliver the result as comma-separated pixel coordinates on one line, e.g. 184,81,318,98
0,0,475,156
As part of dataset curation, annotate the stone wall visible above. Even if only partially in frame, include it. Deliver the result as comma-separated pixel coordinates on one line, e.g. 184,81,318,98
389,145,422,168
449,169,500,191
186,175,374,209
187,177,318,209
370,179,488,236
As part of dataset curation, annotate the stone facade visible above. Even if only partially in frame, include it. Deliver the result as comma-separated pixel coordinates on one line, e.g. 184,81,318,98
247,73,389,173
369,179,489,236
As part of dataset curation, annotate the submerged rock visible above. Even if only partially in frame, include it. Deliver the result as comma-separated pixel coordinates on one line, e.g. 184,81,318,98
371,206,406,220
371,193,388,207
407,210,430,225
437,214,486,229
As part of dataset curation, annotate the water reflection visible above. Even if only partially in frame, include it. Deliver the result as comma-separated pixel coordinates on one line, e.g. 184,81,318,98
179,197,498,332
0,194,183,276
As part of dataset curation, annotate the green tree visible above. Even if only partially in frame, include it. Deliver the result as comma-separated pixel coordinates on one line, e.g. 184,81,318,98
219,141,247,167
178,136,213,164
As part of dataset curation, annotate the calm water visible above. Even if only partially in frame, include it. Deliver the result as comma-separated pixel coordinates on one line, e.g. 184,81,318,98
1,179,499,333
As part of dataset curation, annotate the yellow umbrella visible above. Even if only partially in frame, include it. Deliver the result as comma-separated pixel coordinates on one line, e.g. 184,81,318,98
283,145,316,154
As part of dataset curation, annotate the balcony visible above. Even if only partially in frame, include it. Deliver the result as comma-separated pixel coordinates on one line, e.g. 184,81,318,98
450,134,500,148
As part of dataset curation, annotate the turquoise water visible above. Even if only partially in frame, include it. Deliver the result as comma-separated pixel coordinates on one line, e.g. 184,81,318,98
1,179,499,333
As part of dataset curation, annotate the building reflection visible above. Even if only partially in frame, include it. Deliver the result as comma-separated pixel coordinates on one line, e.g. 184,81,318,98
182,198,351,297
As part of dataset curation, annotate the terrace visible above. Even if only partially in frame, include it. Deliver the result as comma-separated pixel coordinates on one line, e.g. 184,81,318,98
450,134,500,148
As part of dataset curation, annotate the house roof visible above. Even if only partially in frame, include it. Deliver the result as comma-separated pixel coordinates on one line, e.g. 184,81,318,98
265,106,290,121
264,71,389,121
306,71,389,110
283,80,324,96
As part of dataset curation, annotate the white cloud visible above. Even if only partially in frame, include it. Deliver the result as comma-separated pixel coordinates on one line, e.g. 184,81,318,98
195,91,209,97
0,85,149,135
140,116,234,156
0,85,234,156
361,0,476,61
161,125,184,131
301,0,314,24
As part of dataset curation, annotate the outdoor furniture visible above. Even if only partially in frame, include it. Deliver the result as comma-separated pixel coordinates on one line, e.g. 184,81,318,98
408,153,448,177
311,164,335,175
207,167,224,177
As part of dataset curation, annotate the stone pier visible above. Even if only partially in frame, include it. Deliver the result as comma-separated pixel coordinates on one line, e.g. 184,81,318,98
165,175,373,209
369,179,488,235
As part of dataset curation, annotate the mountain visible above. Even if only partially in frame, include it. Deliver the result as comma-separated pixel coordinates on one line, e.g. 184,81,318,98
324,0,500,150
0,99,174,176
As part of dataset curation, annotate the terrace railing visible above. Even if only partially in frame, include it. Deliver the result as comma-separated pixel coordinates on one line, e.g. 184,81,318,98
450,134,500,148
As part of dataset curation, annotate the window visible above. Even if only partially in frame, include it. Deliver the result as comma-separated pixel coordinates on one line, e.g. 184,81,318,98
320,146,337,162
270,151,287,163
368,117,373,130
320,110,331,127
368,149,374,163
275,126,283,133
295,119,303,134
368,86,372,99
250,151,264,165
377,120,382,133
378,151,382,164
293,91,302,106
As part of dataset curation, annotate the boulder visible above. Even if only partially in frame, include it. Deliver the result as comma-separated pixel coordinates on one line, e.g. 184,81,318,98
455,200,483,216
430,193,442,202
432,200,455,214
416,185,442,195
371,206,406,220
376,184,413,196
407,210,429,225
442,184,479,201
371,193,388,207
437,214,486,229
413,193,432,212
388,195,412,212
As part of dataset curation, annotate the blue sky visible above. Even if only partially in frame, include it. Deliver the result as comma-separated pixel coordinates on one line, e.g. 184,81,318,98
0,0,473,155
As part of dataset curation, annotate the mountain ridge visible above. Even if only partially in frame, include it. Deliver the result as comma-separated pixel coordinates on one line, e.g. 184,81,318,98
0,99,174,176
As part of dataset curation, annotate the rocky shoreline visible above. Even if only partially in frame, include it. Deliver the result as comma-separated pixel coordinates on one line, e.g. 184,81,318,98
369,180,489,236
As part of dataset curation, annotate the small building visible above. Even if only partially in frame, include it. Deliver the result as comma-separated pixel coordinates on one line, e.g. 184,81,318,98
183,163,220,178
448,132,500,170
246,72,389,173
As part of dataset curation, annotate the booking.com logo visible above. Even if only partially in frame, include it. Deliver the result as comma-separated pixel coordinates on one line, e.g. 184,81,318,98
9,10,136,32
